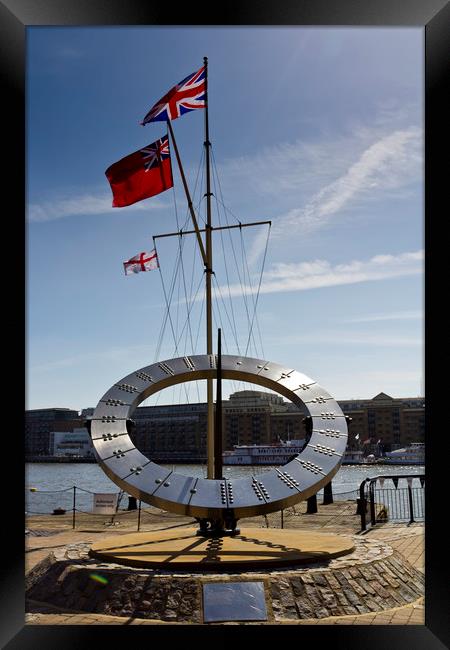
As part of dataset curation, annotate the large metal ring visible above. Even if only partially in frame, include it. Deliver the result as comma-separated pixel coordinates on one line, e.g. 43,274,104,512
90,355,348,519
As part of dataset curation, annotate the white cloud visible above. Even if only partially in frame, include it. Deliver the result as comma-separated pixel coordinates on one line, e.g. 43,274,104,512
288,129,417,224
217,249,423,297
28,193,169,223
244,126,422,264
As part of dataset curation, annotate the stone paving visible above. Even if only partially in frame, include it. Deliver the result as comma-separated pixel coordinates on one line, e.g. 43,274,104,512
24,520,425,626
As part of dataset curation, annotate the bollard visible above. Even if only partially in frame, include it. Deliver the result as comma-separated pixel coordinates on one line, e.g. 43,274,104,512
127,495,137,510
306,494,318,514
137,499,142,531
407,483,415,524
322,481,333,505
72,486,76,530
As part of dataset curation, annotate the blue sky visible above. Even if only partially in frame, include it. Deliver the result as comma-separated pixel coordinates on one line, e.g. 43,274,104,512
26,27,424,411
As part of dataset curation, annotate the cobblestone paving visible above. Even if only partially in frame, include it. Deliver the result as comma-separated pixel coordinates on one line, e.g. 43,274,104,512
25,523,425,625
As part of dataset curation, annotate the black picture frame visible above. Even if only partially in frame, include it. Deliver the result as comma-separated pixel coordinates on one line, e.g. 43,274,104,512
5,0,448,646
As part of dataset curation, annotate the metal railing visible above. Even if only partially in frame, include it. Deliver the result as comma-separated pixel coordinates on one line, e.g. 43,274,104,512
260,487,361,531
25,483,360,532
26,476,425,534
358,474,425,532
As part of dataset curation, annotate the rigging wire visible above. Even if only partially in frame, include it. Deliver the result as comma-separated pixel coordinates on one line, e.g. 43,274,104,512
238,229,260,357
211,276,241,355
238,223,270,359
210,146,270,392
210,159,241,355
209,151,246,394
154,243,182,362
178,146,205,403
194,281,206,353
175,270,207,349
152,138,272,425
159,238,191,405
211,145,269,360
151,243,182,409
188,150,205,310
244,223,271,357
211,275,241,397
209,149,256,354
155,144,206,406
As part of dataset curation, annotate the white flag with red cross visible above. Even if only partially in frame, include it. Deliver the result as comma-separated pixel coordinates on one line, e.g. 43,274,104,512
123,249,159,275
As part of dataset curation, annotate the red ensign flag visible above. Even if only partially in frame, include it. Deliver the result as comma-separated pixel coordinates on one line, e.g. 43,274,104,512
105,135,173,207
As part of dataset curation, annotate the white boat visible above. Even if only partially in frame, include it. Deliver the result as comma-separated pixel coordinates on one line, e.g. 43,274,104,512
222,440,305,465
380,442,424,465
341,450,379,465
223,443,382,466
342,450,365,465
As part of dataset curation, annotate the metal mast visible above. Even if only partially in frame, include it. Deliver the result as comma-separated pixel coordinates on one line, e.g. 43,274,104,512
155,59,271,485
203,56,215,479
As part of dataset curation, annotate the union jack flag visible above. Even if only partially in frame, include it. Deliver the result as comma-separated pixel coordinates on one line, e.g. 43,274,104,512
140,135,170,171
141,65,206,125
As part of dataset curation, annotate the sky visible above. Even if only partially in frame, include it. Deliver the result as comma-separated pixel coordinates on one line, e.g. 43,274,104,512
26,26,424,411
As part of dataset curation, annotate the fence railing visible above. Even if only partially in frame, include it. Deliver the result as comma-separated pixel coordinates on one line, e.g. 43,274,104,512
358,474,425,532
25,476,425,533
25,486,192,531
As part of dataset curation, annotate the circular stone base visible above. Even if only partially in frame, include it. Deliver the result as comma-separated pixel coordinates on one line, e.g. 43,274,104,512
88,527,355,570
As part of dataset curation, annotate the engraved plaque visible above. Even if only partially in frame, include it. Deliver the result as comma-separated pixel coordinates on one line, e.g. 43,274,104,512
203,581,267,622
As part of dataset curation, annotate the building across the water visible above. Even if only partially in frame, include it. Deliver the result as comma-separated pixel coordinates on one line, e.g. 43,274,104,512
131,403,208,463
25,390,425,461
25,408,83,458
339,392,425,453
223,390,306,450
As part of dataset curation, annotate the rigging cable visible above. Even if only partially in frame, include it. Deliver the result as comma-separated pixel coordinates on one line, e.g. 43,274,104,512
154,242,182,362
238,229,260,357
211,146,269,360
155,145,205,404
211,276,243,396
209,150,245,393
210,148,258,354
178,145,206,403
210,158,241,355
244,222,271,358
209,152,251,349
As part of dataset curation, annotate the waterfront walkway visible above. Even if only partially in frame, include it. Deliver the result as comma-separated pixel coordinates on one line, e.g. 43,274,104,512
25,504,424,626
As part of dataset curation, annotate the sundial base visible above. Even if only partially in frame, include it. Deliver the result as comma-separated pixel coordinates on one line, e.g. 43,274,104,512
27,532,424,623
88,527,354,570
195,528,241,538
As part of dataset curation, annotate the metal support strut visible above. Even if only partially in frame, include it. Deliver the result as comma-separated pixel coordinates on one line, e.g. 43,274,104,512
196,328,240,537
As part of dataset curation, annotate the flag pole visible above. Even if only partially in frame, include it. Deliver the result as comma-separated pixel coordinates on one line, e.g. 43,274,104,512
204,56,215,480
166,120,208,267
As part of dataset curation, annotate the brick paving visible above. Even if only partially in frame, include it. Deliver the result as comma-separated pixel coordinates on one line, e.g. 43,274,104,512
26,506,425,625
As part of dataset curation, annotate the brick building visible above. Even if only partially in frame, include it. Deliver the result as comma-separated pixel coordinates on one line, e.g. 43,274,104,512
339,392,425,452
130,403,208,462
25,391,424,461
223,391,305,449
25,408,83,458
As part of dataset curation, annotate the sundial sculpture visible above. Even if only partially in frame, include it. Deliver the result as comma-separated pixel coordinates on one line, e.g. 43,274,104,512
90,356,348,535
90,59,348,537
